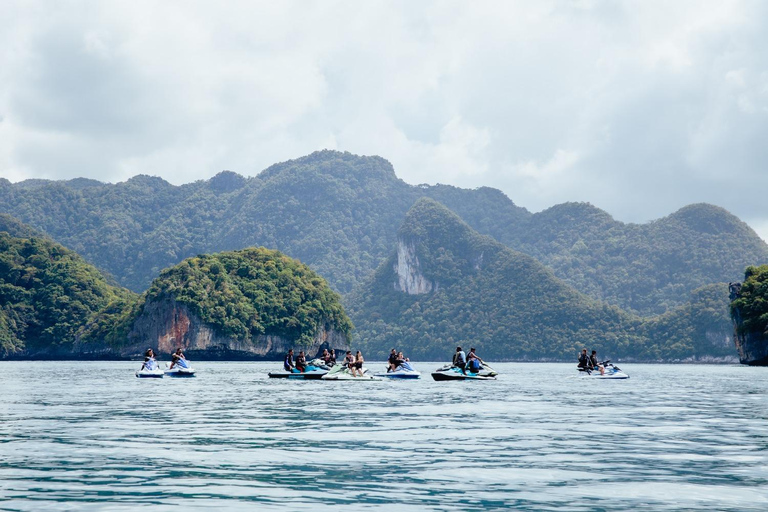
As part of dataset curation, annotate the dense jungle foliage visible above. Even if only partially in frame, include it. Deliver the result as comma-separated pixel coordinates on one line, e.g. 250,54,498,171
348,199,736,361
0,231,138,356
142,248,352,346
730,265,768,337
2,150,763,317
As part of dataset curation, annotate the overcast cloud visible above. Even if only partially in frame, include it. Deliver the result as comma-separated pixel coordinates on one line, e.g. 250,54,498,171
1,0,767,239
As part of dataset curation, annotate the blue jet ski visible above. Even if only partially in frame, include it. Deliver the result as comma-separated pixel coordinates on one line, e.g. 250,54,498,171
375,361,421,379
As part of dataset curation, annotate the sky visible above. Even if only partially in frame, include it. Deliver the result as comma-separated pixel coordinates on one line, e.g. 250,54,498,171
1,0,767,240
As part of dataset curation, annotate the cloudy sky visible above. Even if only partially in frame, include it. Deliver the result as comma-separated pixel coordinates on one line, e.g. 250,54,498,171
1,1,767,239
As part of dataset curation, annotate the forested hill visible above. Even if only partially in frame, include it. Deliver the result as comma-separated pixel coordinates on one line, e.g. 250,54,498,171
347,199,736,361
1,150,766,317
0,152,528,295
0,216,353,359
0,230,138,357
500,202,768,315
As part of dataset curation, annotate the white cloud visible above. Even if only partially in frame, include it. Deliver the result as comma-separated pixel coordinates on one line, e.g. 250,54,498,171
0,0,767,241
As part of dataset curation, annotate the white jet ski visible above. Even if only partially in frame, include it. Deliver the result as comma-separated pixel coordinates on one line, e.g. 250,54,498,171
578,360,629,379
136,358,164,378
431,362,498,381
164,361,196,377
269,359,330,379
374,361,421,379
321,364,379,381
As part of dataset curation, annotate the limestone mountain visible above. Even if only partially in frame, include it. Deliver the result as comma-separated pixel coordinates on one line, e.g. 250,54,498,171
127,248,352,359
1,150,766,318
348,198,736,361
0,215,352,360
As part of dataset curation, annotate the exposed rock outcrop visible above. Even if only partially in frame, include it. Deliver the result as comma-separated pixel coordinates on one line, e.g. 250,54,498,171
393,239,435,294
124,297,350,359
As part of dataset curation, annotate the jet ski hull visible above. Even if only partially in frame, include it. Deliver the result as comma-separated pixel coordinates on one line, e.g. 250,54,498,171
135,369,164,378
578,361,629,379
376,371,421,379
431,371,496,381
164,368,196,377
268,370,327,379
579,370,629,379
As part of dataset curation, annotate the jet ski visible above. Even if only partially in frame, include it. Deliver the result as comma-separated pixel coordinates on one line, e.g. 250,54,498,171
268,358,330,379
164,360,196,377
321,364,379,380
578,360,629,379
431,362,498,381
374,361,421,379
136,358,164,378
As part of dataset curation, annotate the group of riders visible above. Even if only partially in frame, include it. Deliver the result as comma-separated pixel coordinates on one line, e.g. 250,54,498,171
451,346,486,374
140,348,190,371
283,346,487,375
577,348,605,375
283,348,368,377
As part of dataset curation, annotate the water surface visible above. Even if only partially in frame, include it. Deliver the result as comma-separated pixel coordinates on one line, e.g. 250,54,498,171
1,362,767,511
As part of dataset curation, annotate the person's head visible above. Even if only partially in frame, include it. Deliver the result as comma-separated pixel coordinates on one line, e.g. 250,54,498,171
176,348,182,354
145,348,153,357
591,350,596,355
288,349,293,355
582,349,587,354
456,346,462,352
391,348,396,354
398,352,404,358
299,350,304,355
323,349,328,354
330,349,335,355
356,351,361,355
346,351,351,355
470,348,476,353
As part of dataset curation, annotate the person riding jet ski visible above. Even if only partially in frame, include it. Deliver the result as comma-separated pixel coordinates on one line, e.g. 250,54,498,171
141,349,158,371
453,347,467,374
578,349,590,369
295,351,307,373
169,348,189,369
466,348,484,373
284,349,295,372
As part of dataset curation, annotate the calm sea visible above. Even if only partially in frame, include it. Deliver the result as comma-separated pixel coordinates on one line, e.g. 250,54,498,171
1,361,766,511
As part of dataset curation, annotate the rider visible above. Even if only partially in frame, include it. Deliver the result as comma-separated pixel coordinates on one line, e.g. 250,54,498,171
327,349,337,367
578,349,590,369
284,349,295,372
350,350,364,377
169,348,188,369
590,350,605,375
453,346,467,374
296,350,307,373
343,350,355,368
466,348,483,373
388,348,399,372
141,348,157,371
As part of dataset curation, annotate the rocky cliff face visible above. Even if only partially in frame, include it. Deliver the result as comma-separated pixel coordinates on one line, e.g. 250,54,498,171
393,239,435,294
730,282,768,365
124,297,350,359
733,330,768,365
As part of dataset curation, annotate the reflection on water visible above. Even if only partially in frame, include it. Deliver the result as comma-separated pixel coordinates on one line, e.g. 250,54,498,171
1,361,767,511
